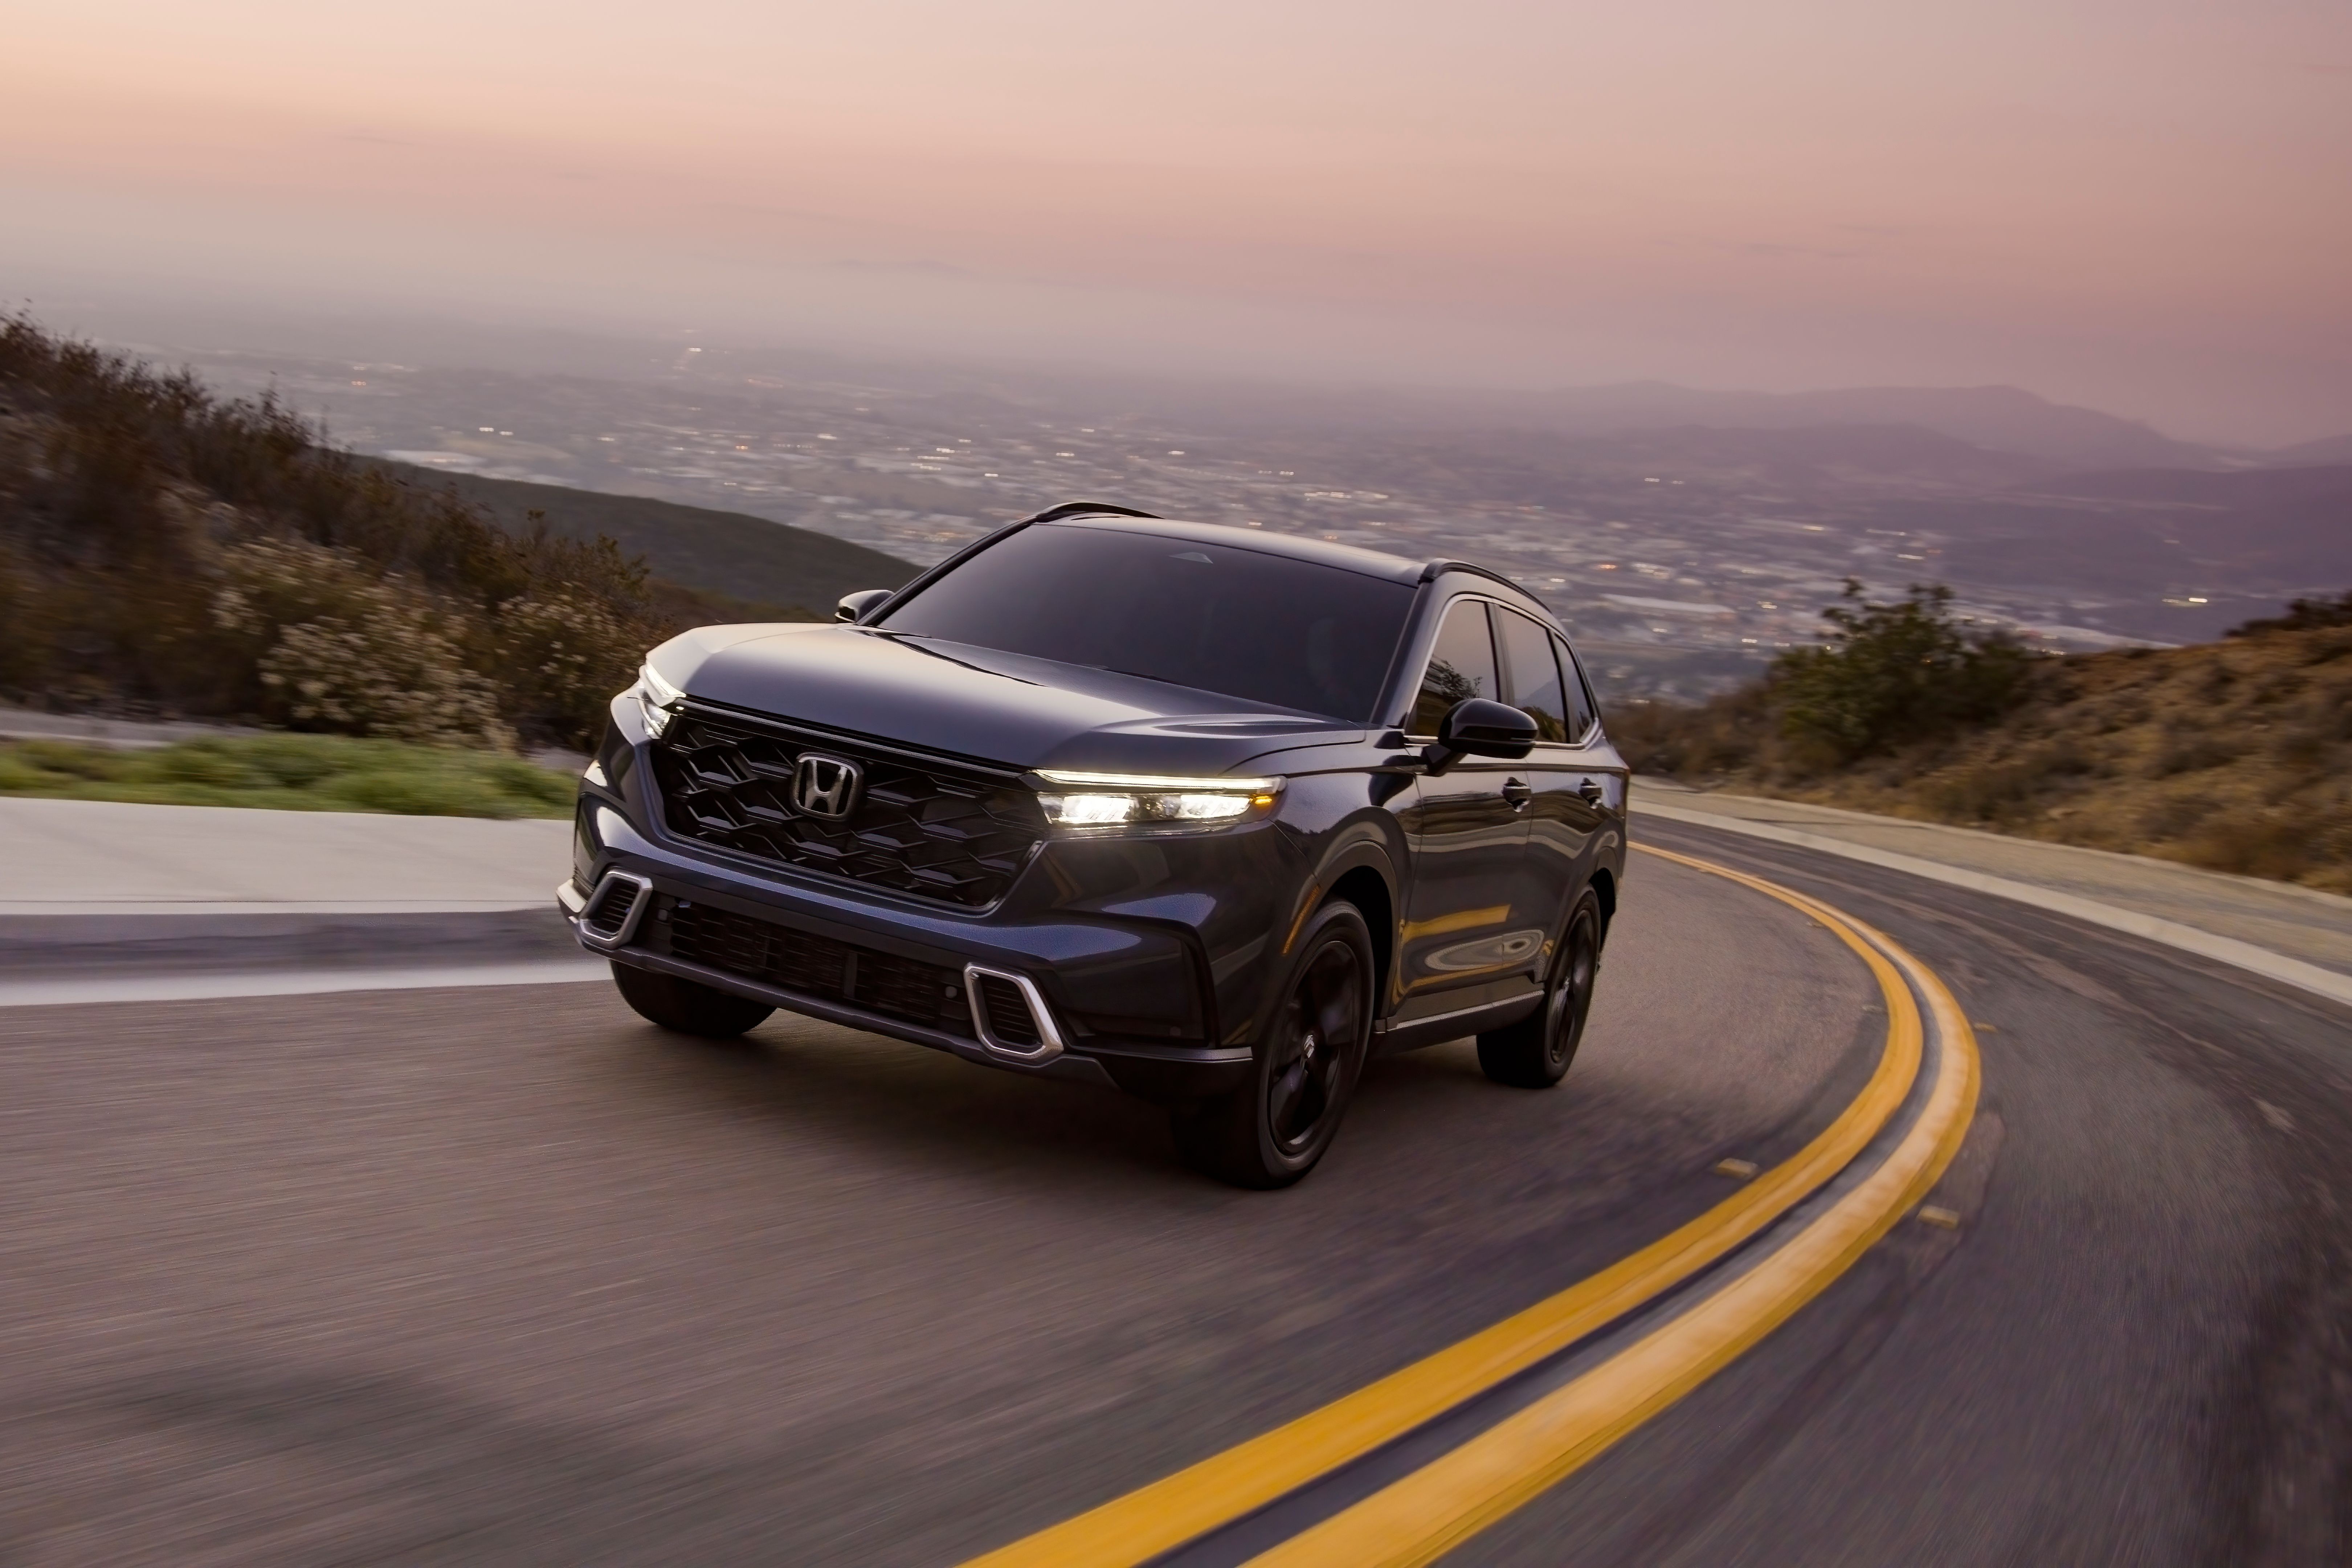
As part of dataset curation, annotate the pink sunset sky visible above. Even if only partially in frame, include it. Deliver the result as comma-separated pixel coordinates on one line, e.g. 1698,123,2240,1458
4,0,2348,443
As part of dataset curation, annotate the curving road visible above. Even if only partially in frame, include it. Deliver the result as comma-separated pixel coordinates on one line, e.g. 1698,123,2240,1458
1,823,2344,1564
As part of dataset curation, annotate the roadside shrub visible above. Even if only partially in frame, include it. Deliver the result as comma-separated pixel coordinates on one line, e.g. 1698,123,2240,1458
2229,591,2352,637
0,314,711,748
257,584,514,749
1772,581,2033,765
496,588,642,745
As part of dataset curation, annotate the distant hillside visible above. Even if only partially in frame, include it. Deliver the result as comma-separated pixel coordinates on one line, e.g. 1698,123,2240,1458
0,314,875,748
373,464,917,618
1616,618,2352,893
1552,421,2053,486
2265,433,2352,466
1809,465,2352,641
1397,381,2208,469
2012,465,2352,585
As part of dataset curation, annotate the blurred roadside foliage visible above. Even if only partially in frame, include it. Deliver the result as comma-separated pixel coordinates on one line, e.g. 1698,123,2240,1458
0,314,710,748
0,734,572,817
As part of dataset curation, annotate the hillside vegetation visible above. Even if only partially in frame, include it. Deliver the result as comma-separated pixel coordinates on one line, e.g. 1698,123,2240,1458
376,462,915,617
0,317,904,750
1614,588,2352,893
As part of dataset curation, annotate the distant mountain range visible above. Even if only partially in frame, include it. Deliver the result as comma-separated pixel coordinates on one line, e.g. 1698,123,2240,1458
1478,383,2201,469
1012,372,2257,471
376,462,916,615
2263,432,2352,466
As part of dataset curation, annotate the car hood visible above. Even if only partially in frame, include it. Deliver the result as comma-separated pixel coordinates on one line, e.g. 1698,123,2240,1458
648,623,1364,775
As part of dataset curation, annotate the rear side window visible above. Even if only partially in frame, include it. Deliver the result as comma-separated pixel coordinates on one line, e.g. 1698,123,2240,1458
1408,600,1498,735
1495,608,1570,743
1553,634,1598,740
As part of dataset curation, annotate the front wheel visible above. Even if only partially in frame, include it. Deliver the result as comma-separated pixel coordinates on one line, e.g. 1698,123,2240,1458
610,961,775,1040
1172,902,1373,1189
1478,892,1601,1088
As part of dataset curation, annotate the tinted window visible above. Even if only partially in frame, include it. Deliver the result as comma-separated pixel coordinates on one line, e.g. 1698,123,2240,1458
1553,634,1598,739
877,524,1414,720
1496,608,1569,743
1409,600,1498,735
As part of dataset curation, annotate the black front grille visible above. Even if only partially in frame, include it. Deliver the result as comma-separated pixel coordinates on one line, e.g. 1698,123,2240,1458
653,895,972,1038
650,709,1046,908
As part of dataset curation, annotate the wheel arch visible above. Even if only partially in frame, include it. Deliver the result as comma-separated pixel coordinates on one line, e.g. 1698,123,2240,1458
1588,865,1617,941
1319,861,1397,1017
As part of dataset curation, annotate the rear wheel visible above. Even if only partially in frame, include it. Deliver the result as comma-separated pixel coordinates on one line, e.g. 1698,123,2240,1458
1173,902,1373,1189
610,961,774,1040
1478,892,1601,1088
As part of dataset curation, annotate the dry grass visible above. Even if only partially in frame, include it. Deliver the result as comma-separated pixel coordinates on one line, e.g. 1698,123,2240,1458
1626,624,2352,893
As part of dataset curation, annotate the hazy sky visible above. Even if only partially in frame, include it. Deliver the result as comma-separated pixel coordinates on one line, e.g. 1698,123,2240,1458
4,0,2349,442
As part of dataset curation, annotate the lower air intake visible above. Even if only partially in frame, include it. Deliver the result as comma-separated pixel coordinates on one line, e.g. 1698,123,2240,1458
975,975,1042,1049
583,879,641,941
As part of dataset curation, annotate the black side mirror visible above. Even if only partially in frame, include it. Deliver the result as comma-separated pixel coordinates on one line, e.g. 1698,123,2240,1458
1425,698,1537,772
836,589,893,623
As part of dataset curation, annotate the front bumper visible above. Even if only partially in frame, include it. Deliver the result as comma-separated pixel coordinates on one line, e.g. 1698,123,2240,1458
564,795,1259,1101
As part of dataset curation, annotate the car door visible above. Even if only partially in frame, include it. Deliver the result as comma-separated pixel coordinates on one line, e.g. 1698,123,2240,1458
1394,599,1546,1019
1494,606,1592,952
1553,628,1617,866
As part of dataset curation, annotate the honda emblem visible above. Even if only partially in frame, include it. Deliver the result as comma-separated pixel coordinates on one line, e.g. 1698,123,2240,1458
789,753,862,819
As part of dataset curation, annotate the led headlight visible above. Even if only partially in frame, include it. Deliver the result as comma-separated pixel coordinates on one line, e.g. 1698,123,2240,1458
634,661,686,738
1033,770,1282,830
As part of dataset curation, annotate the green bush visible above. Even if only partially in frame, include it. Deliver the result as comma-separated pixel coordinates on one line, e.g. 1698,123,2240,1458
1772,581,2033,765
0,314,694,748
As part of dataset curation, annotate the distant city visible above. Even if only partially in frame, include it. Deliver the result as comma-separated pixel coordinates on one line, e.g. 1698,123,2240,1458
164,338,2350,702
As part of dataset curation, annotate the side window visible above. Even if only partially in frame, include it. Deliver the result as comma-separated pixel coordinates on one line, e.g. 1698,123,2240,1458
1408,600,1498,735
1552,635,1598,741
1496,608,1569,743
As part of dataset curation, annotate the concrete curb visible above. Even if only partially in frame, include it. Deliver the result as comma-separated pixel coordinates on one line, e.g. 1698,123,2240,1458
1638,801,2352,1010
1637,782,2352,916
0,959,608,1009
0,907,583,977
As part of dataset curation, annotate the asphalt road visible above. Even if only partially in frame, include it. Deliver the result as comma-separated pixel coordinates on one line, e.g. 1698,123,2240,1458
2,826,2345,1565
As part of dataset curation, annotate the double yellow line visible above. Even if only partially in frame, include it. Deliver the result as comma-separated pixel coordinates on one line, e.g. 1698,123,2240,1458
965,846,1980,1568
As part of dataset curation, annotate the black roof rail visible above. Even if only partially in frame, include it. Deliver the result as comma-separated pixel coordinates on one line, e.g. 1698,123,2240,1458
1418,559,1539,597
1022,501,1163,524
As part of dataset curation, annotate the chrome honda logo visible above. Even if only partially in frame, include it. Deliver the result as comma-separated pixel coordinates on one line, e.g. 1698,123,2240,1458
789,753,862,819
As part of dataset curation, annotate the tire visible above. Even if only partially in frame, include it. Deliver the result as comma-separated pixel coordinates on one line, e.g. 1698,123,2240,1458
1478,891,1602,1089
610,961,775,1040
1172,902,1374,1189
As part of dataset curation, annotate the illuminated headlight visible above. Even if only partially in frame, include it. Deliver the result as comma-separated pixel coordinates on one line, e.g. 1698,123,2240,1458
1034,770,1282,830
634,661,686,738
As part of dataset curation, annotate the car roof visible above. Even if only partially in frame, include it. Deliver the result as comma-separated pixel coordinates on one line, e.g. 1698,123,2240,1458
1030,509,1563,629
1035,512,1428,584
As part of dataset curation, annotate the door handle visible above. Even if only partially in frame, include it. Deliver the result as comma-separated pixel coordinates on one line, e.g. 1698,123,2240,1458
1577,777,1605,806
1501,779,1533,809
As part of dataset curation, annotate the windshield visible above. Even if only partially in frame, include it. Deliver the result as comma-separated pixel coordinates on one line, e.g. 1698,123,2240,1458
875,524,1416,720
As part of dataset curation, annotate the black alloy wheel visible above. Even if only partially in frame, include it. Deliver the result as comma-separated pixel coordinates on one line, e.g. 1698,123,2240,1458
1478,891,1602,1089
1267,936,1364,1155
1173,902,1374,1188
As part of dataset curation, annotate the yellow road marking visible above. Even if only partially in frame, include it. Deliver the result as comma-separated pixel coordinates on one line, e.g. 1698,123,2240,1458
960,847,1924,1568
1242,864,1981,1568
1397,904,1512,942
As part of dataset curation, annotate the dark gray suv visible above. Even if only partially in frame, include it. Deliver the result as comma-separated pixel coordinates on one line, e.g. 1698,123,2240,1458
562,504,1628,1186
